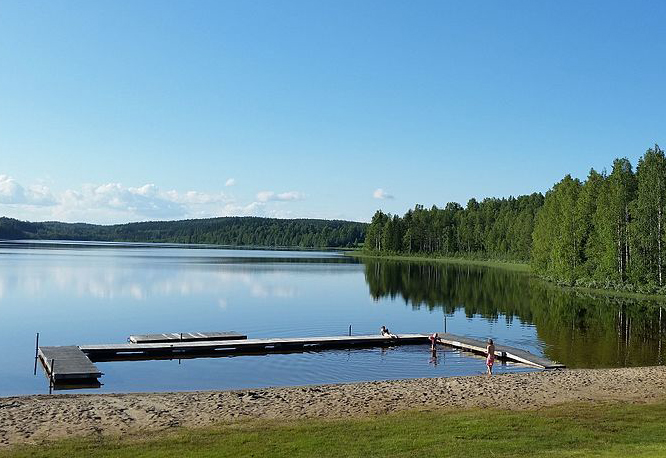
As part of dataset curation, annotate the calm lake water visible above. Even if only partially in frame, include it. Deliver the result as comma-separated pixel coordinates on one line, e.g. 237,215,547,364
1,241,664,396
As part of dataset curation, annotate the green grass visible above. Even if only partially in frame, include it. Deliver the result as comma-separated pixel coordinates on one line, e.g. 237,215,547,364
5,402,666,457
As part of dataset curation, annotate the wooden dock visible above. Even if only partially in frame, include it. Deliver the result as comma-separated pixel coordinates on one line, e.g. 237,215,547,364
81,334,430,361
38,346,102,381
128,331,246,344
37,331,564,389
436,333,565,369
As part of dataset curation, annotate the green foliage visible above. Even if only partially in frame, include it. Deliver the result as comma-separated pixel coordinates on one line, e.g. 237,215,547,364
533,145,666,292
363,144,666,294
0,217,366,248
364,194,543,262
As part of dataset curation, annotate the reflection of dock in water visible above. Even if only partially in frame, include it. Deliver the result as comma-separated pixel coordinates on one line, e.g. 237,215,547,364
37,331,564,390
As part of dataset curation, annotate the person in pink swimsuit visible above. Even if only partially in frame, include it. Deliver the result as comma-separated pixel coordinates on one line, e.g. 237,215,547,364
429,332,440,351
486,338,496,375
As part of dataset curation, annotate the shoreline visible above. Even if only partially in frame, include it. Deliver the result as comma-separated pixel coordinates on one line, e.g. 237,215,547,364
348,251,666,301
2,366,666,448
346,251,530,272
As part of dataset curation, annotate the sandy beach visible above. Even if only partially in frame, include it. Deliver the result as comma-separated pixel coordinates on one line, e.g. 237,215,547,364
1,366,666,448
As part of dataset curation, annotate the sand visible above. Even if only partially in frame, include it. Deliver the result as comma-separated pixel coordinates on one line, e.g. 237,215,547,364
1,366,666,447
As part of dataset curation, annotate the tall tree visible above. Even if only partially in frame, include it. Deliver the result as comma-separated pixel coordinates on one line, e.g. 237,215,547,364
633,145,666,286
592,158,636,282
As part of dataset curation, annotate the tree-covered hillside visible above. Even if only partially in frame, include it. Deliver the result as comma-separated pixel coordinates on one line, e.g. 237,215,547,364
0,216,366,248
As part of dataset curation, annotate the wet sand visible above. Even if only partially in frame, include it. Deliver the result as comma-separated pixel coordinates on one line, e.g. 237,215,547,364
1,366,665,447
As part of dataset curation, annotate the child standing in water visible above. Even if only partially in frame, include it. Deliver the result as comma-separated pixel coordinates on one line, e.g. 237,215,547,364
486,339,495,375
429,332,440,351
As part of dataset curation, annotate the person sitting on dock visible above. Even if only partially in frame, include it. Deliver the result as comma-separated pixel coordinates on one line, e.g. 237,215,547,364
380,325,397,339
486,338,496,375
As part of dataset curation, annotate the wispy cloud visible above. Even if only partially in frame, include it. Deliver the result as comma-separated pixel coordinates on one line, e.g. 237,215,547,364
373,188,394,199
256,190,305,202
225,178,236,187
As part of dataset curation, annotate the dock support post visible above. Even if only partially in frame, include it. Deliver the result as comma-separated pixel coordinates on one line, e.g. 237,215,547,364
33,332,39,375
49,358,55,394
444,317,447,333
349,325,352,336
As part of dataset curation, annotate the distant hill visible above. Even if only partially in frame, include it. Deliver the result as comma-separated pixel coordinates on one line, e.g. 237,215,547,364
0,216,366,248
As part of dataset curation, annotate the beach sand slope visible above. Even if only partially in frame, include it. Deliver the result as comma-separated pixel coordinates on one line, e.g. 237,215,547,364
1,367,665,447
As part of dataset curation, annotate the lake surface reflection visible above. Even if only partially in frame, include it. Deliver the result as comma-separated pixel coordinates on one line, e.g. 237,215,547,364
0,241,663,396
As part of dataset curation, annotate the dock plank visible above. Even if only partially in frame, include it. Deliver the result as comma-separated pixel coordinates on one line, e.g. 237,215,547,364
38,346,102,381
129,331,246,344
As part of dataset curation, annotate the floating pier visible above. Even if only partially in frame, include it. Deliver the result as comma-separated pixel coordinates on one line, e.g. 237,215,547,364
37,331,564,390
81,334,430,361
436,333,565,370
38,346,102,382
128,331,246,344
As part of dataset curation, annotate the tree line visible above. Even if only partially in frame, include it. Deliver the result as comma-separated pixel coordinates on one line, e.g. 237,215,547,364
0,216,366,248
364,144,666,294
532,145,666,294
365,194,544,262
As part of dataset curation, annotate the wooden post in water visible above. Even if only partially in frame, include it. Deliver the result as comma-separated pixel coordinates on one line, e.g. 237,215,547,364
444,316,447,333
348,325,352,336
49,358,55,394
33,332,39,375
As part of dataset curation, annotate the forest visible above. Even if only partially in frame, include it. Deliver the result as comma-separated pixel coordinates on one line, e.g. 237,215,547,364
531,145,666,293
364,193,544,262
0,216,366,248
364,145,666,294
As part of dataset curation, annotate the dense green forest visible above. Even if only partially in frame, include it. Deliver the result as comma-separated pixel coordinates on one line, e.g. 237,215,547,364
532,145,666,293
365,144,666,294
0,216,366,248
364,193,544,261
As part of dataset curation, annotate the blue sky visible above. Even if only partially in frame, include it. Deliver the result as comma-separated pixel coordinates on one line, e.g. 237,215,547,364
1,1,665,224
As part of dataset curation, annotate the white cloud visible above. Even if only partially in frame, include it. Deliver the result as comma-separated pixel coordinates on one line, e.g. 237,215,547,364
225,178,236,187
373,188,394,199
256,191,275,202
0,176,313,223
0,175,56,206
0,175,25,203
256,190,305,202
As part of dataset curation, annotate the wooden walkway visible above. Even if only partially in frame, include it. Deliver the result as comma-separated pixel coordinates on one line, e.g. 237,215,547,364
80,334,429,360
128,331,246,344
436,333,565,369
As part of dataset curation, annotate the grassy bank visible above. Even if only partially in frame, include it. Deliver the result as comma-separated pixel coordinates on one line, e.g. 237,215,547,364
4,401,666,457
347,251,530,272
349,251,666,301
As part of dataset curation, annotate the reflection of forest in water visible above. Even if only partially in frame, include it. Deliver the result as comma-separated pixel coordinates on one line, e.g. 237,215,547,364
363,259,666,368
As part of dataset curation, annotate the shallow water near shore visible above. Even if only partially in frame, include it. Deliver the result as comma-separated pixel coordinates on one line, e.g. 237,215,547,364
0,241,664,396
